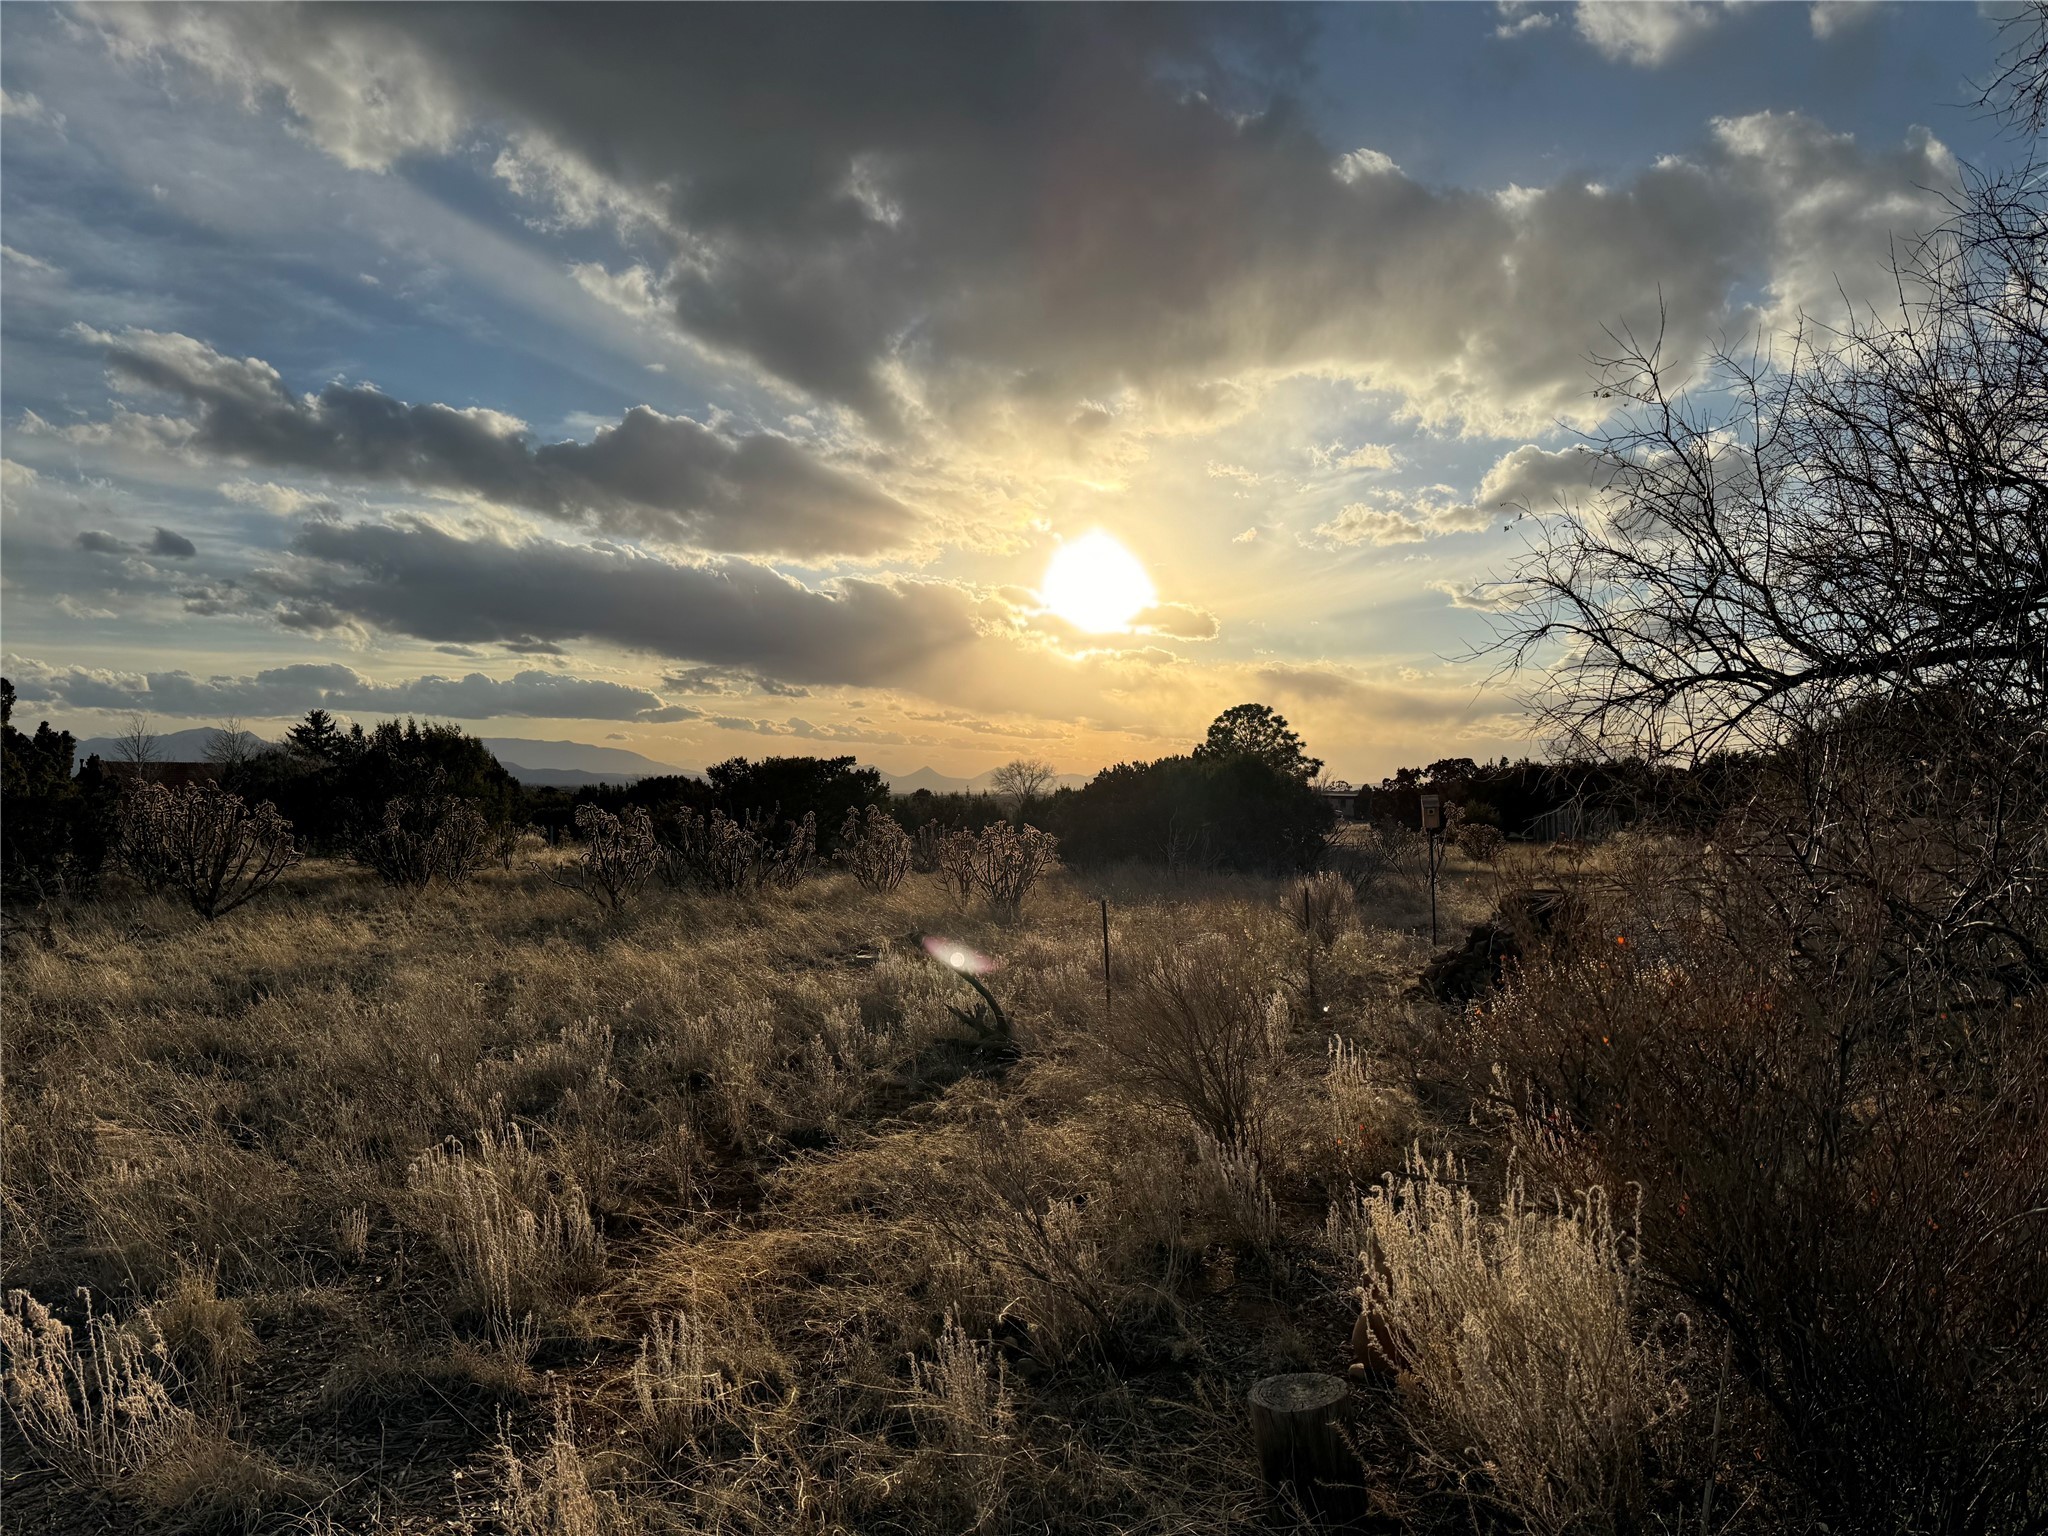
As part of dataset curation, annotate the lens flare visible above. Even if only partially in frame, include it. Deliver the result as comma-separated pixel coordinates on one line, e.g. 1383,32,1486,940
1041,530,1156,633
921,934,998,975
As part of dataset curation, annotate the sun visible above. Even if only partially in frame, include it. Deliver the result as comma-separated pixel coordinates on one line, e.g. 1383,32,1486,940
1041,530,1157,633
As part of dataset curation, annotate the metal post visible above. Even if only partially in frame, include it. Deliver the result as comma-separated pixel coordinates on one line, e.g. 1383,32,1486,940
1100,896,1112,1020
1428,828,1439,945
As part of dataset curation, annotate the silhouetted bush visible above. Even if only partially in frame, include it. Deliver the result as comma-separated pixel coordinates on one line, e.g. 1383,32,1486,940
936,823,1058,915
658,808,815,896
560,805,658,913
1044,754,1332,874
837,806,912,893
703,756,886,856
117,783,300,920
1,681,118,901
356,796,491,890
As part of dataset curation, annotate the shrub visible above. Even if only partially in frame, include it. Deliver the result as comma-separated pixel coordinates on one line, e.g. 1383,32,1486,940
404,1124,604,1342
1475,877,2048,1532
837,805,913,893
936,823,1059,915
1353,1153,1685,1534
1094,937,1280,1150
117,783,300,920
1458,823,1506,862
562,805,658,913
660,807,816,895
632,1310,726,1461
356,795,490,890
1,1288,195,1488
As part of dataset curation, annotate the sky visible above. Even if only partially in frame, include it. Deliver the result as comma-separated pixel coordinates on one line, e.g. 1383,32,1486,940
0,2,2023,780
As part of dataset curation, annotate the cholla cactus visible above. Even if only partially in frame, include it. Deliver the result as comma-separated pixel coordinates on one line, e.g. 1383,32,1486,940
118,782,300,920
837,805,913,893
938,823,1059,915
357,795,491,890
660,808,815,895
563,804,658,912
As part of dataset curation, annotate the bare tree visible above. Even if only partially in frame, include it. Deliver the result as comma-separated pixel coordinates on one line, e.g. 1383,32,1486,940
114,712,160,781
989,757,1058,810
204,717,261,775
1980,0,2048,138
1491,190,2045,762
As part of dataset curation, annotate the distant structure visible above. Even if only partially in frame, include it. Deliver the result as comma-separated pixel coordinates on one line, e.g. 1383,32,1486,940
1315,780,1361,820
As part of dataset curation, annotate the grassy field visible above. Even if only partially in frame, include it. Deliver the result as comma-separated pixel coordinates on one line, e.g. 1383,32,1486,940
5,844,1534,1533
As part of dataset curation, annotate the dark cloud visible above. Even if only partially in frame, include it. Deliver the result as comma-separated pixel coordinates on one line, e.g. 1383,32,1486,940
76,327,914,558
269,516,989,688
149,526,196,557
4,653,687,721
95,8,1954,434
76,529,128,554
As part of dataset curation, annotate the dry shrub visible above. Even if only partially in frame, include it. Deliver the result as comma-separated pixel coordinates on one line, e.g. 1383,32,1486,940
1289,870,1355,949
937,823,1059,915
404,1123,604,1341
1458,823,1507,862
1477,897,2048,1533
498,1401,627,1536
632,1309,728,1461
912,1118,1141,1364
837,805,913,893
149,1268,257,1404
1,1288,193,1487
356,794,491,890
661,807,816,895
561,804,658,913
1190,1128,1280,1268
118,782,300,919
907,1311,1015,1531
1093,935,1281,1151
1353,1153,1685,1534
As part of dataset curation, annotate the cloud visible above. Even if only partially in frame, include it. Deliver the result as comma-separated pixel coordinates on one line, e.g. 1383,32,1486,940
150,527,197,558
4,653,692,722
268,517,992,689
1808,2,1883,40
1308,441,1399,472
1426,578,1524,613
1310,484,1492,546
1474,442,1606,513
1494,5,1558,40
1131,602,1221,640
89,8,1953,440
72,326,914,558
661,665,811,698
1573,2,1733,66
77,529,131,555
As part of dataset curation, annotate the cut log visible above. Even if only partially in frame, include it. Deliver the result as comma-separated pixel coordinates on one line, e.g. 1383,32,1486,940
1248,1372,1355,1508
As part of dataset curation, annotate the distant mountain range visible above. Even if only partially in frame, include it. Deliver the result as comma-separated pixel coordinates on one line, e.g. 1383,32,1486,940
60,724,1088,793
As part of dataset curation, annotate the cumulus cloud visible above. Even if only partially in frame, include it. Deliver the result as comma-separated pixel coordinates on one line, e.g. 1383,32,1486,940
88,7,1952,439
1574,2,1734,66
4,653,692,722
72,326,914,558
266,517,992,688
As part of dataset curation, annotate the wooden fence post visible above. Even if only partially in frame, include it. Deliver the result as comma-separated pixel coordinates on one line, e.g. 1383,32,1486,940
1248,1373,1355,1515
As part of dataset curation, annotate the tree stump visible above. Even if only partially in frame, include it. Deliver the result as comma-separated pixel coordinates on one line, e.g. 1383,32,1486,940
1249,1372,1356,1513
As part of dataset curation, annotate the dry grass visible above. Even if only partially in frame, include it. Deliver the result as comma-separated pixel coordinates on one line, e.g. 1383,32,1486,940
3,844,1648,1534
